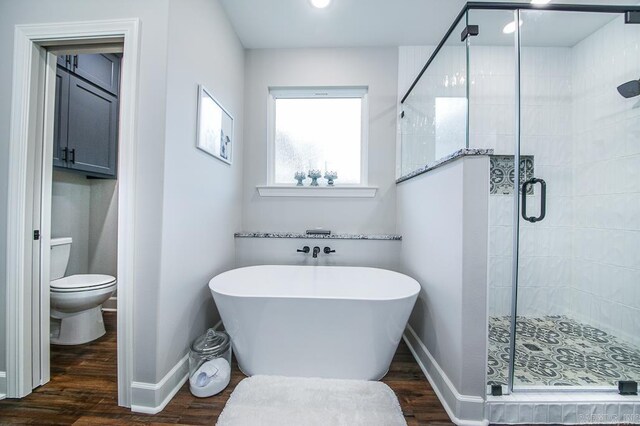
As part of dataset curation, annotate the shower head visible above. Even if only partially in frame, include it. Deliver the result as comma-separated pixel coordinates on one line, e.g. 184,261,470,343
617,79,640,98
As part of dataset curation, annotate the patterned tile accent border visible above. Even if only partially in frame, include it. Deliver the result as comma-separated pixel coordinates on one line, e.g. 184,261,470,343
234,232,402,241
490,155,535,195
488,316,640,387
395,148,494,184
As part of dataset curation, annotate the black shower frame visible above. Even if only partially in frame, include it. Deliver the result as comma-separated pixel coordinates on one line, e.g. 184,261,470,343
400,2,640,104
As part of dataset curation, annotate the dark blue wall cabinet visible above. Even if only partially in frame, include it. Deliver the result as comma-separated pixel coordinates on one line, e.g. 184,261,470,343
57,53,120,95
54,53,120,178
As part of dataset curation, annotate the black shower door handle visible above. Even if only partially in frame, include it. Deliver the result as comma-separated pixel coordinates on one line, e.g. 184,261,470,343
521,177,546,223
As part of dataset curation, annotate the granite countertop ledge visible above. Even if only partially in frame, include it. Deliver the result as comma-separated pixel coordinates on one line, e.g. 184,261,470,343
235,232,402,241
396,148,494,184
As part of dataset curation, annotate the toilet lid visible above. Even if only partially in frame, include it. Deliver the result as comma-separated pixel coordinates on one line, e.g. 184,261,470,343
51,274,116,292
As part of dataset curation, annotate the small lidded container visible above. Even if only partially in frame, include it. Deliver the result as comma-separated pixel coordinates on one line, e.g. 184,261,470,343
188,329,232,397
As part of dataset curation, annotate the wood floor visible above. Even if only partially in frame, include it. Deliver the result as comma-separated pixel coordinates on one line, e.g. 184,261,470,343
0,312,452,425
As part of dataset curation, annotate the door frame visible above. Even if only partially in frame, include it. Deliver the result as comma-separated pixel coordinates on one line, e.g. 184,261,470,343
6,19,140,407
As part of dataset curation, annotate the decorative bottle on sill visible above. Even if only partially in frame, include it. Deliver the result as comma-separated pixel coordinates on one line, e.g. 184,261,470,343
308,169,321,186
294,171,306,186
324,171,338,187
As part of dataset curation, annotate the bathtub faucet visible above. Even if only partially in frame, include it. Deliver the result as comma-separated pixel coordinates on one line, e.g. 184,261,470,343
312,246,321,258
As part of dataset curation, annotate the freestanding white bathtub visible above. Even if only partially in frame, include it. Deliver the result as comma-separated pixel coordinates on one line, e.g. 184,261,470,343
208,265,420,380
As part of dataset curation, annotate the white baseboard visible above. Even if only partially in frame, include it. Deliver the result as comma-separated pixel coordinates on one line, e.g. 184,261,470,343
130,354,189,414
0,371,6,400
129,320,223,414
102,296,117,312
403,325,487,426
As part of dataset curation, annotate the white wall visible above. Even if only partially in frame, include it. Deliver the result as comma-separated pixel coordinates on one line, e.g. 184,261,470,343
397,156,489,423
51,170,91,275
88,179,118,276
570,15,640,345
242,48,398,234
236,238,401,271
154,0,245,382
51,170,118,278
0,0,171,385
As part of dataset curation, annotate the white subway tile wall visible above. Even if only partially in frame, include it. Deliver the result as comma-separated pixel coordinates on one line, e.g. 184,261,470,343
570,15,640,346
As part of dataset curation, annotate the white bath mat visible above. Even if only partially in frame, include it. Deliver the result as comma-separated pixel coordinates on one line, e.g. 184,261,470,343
216,375,407,426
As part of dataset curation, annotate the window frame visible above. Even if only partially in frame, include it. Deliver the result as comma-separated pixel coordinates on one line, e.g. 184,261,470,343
266,86,369,187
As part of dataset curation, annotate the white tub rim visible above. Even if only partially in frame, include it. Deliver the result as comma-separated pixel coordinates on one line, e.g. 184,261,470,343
209,265,420,302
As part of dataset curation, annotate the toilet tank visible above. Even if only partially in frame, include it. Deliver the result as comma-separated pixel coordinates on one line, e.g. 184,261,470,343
50,237,72,280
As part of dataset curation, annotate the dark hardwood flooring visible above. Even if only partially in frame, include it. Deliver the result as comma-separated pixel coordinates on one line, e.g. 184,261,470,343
0,312,452,425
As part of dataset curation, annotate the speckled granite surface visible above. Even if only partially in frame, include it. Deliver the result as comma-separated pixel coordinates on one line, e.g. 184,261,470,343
234,232,402,241
396,148,494,184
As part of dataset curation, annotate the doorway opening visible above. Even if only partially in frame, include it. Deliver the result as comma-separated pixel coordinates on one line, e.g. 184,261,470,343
45,47,121,391
5,19,140,408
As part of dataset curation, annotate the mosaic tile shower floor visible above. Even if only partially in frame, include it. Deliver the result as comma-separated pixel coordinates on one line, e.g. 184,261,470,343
488,316,640,387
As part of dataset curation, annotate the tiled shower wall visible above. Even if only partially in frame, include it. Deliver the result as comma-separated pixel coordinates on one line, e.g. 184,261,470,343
398,45,466,176
471,46,574,317
398,18,639,344
397,46,434,178
398,45,574,317
569,15,640,346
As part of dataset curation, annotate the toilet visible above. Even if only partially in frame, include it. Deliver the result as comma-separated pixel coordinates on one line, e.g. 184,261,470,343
50,237,116,345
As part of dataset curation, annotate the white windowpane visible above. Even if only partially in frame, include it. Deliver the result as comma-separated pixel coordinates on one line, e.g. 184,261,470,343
274,97,362,184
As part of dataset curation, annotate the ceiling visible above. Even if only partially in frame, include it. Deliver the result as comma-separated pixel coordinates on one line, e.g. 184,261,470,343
219,0,640,49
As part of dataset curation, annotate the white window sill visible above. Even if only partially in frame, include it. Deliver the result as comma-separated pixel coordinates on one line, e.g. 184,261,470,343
257,186,377,198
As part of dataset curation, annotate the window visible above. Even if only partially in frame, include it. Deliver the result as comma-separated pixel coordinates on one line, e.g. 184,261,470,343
268,87,368,187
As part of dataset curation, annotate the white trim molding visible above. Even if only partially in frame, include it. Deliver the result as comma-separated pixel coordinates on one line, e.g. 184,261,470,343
131,355,189,415
257,185,377,198
266,86,370,188
6,19,140,407
102,296,118,312
130,321,223,414
403,325,488,426
0,371,6,400
131,320,222,414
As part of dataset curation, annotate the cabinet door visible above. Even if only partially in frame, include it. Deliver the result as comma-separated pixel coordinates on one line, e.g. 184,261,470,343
56,54,70,69
67,75,118,177
53,67,70,168
72,53,120,95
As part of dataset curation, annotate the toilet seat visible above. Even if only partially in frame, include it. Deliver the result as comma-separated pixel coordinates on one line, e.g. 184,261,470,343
51,274,116,293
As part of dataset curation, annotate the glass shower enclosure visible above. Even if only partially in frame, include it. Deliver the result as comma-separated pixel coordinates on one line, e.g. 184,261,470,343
400,2,640,394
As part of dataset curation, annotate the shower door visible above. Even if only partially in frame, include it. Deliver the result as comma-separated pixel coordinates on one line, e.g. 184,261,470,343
511,8,640,390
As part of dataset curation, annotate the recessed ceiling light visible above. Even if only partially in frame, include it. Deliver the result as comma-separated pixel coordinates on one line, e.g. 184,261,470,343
531,0,551,4
503,19,523,34
310,0,331,9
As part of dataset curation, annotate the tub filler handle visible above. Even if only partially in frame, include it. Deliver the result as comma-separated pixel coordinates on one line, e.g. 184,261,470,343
297,246,310,254
323,247,335,254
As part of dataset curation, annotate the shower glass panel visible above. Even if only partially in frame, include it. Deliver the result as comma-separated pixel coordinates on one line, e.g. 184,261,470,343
399,2,640,395
466,8,518,391
400,15,468,177
514,9,640,389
